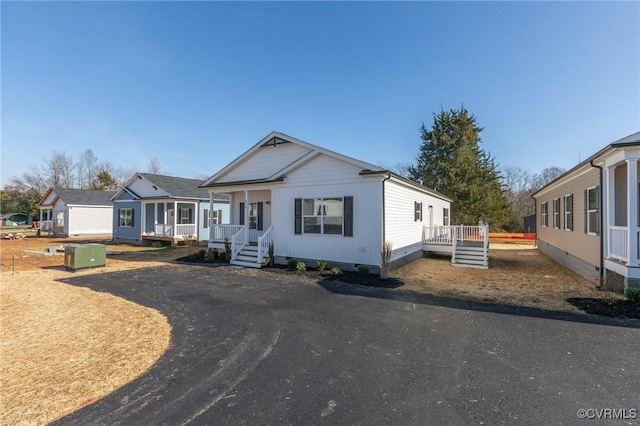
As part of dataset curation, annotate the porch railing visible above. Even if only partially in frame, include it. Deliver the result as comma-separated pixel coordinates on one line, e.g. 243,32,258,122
231,226,248,260
609,226,629,262
209,224,244,242
257,225,273,264
155,224,196,238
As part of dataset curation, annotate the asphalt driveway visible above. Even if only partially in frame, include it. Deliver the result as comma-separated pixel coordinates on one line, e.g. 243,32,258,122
55,264,640,425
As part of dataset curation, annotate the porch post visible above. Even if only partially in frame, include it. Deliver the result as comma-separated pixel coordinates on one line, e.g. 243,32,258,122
244,190,249,244
173,201,178,235
605,166,615,260
626,159,639,266
209,192,214,241
193,201,198,240
39,208,43,223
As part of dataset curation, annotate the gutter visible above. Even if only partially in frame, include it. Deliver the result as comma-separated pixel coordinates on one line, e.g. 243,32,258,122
381,172,392,250
590,160,604,283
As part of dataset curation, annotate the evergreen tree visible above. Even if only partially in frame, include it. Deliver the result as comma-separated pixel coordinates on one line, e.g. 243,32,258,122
90,169,119,190
409,107,512,230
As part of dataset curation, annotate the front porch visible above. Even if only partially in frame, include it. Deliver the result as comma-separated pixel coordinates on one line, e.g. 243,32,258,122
141,200,199,245
207,189,272,267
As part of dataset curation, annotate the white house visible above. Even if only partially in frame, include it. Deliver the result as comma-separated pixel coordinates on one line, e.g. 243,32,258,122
201,131,457,272
38,188,116,236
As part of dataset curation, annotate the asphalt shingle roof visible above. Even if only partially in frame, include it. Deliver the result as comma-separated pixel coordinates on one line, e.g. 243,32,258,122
51,188,117,206
138,173,211,199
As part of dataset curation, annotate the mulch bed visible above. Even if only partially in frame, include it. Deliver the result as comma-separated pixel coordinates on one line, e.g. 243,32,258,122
175,256,403,288
567,298,640,320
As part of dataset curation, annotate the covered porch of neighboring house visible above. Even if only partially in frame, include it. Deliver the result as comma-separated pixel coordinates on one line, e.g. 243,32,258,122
208,189,273,268
422,224,489,269
602,156,640,282
38,208,54,234
141,200,199,245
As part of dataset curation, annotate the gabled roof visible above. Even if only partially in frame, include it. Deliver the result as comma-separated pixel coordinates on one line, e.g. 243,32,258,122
200,131,386,188
111,173,214,201
39,188,116,207
532,131,640,197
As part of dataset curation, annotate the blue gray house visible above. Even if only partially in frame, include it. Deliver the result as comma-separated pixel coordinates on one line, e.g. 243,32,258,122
110,173,229,245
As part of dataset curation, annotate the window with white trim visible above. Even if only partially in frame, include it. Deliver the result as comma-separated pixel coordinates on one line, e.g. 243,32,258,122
56,212,64,227
119,208,134,227
553,198,561,229
180,208,191,224
203,209,222,228
303,197,343,235
564,194,573,231
541,202,548,227
443,207,450,226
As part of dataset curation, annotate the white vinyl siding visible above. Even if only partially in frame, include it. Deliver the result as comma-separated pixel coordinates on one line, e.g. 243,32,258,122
384,178,450,263
219,143,312,183
67,206,113,235
271,182,382,267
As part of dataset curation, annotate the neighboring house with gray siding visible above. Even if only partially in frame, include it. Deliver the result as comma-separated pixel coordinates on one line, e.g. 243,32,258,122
38,188,116,236
110,173,229,245
200,131,453,271
532,131,640,290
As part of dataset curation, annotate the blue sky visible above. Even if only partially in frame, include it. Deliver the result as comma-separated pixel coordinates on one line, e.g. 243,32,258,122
2,1,639,186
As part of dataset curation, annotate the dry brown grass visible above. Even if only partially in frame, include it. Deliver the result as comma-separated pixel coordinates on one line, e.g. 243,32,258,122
0,237,177,425
391,244,625,312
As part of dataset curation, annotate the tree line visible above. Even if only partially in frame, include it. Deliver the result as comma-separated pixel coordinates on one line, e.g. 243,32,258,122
1,108,565,231
1,149,169,218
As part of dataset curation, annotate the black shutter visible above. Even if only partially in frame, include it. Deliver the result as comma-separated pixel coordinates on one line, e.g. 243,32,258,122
257,202,264,231
595,186,600,235
414,202,418,221
344,196,353,237
294,198,302,235
131,209,134,227
420,203,423,221
558,199,562,230
118,209,122,227
570,194,574,231
239,202,245,226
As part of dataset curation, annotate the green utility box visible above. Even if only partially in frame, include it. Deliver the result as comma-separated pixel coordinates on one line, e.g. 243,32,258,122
64,244,107,271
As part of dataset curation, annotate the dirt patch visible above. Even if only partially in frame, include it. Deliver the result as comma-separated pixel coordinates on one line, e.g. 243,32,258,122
0,236,184,425
391,246,632,316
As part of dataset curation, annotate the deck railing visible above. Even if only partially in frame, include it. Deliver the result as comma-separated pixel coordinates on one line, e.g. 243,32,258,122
609,226,629,262
422,225,488,244
257,225,273,264
210,224,244,242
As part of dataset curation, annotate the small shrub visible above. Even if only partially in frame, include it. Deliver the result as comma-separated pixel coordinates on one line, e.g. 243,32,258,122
296,262,307,272
330,267,342,276
198,249,206,258
219,251,227,262
287,258,298,269
206,249,219,261
625,287,640,303
357,264,370,275
316,259,328,271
